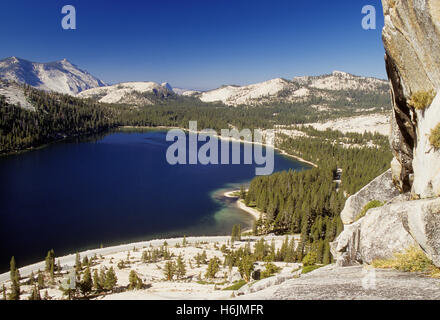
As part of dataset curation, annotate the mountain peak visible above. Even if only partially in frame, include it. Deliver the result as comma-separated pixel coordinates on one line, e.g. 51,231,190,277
0,57,106,95
161,82,173,91
332,70,351,77
59,58,73,65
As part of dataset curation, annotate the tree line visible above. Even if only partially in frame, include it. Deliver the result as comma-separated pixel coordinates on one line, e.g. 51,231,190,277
1,80,390,154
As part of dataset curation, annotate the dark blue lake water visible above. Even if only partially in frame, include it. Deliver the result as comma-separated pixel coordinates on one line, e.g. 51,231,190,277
0,129,309,272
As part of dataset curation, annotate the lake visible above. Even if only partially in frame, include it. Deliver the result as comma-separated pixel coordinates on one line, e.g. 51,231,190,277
0,129,309,272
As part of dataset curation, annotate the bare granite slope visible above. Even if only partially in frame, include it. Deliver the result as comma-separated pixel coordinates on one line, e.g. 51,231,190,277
238,265,440,300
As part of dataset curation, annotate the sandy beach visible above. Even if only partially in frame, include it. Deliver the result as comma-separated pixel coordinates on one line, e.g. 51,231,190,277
223,190,263,223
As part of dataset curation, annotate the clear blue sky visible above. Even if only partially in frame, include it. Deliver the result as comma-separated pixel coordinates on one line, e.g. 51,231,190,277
0,0,386,90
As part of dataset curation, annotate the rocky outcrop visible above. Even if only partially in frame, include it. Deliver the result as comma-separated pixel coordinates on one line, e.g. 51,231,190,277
340,169,399,225
412,93,440,198
382,0,440,192
400,197,440,266
238,265,440,300
332,0,440,269
237,266,302,296
332,195,417,266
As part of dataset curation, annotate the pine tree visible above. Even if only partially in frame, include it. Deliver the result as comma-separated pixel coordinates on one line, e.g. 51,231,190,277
238,255,254,283
57,260,61,275
128,270,143,290
323,242,332,265
37,270,45,290
28,285,41,300
93,269,101,291
240,185,247,199
231,225,237,244
285,237,295,262
10,256,16,282
205,258,220,279
45,249,55,273
28,271,35,285
128,270,138,290
163,261,175,281
99,268,106,290
2,284,6,300
104,267,117,292
176,255,186,279
252,219,258,236
9,256,20,300
49,263,54,283
80,266,93,296
82,256,89,268
75,252,81,274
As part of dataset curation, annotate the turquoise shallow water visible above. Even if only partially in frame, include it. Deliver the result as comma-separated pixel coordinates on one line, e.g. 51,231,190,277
0,129,309,271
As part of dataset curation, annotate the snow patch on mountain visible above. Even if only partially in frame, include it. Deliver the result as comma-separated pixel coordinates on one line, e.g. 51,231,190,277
200,78,293,106
196,72,388,106
77,82,173,106
292,71,387,91
0,57,106,95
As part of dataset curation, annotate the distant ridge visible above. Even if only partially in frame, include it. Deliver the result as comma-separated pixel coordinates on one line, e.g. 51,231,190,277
0,56,106,95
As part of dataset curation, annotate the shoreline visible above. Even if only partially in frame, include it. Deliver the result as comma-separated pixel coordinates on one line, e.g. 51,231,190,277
1,126,314,279
223,190,263,225
130,125,318,168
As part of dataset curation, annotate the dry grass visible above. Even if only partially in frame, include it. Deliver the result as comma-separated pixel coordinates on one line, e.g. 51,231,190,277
409,90,436,110
372,246,440,278
429,123,440,149
355,200,384,221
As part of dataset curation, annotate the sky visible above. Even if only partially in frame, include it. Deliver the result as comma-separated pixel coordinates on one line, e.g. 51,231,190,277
0,0,386,90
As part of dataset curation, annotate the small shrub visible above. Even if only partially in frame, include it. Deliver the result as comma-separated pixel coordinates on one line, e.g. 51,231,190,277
372,245,440,277
429,123,440,149
409,90,436,110
355,200,384,221
302,265,323,274
302,251,317,267
260,263,281,279
222,280,247,291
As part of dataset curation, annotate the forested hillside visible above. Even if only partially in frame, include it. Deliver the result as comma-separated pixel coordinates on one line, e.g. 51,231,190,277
0,85,119,153
0,80,390,154
244,128,393,264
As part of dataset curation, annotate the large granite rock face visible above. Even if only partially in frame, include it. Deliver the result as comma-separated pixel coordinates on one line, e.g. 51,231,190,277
400,197,440,266
382,0,440,193
331,195,417,266
412,94,440,198
340,169,400,225
345,0,440,268
238,265,440,300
